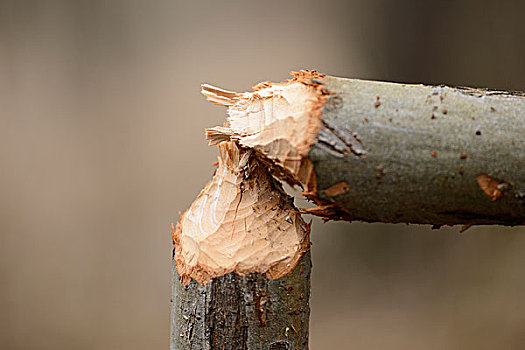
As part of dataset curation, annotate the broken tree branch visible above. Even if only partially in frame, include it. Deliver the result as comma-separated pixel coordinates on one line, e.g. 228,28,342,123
204,71,525,226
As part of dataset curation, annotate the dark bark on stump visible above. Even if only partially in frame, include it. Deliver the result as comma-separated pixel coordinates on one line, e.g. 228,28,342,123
170,250,311,350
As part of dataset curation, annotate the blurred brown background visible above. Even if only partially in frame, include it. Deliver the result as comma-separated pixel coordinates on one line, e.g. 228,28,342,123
1,0,525,349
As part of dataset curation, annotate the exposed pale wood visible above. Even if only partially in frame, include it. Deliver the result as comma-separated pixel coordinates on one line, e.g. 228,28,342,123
173,142,310,285
202,71,327,193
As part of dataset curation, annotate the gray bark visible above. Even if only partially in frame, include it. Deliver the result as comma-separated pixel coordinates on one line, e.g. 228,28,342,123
170,250,311,350
313,76,525,226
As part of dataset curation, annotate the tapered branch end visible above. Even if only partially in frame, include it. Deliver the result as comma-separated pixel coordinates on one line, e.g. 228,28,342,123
173,142,310,285
202,71,329,193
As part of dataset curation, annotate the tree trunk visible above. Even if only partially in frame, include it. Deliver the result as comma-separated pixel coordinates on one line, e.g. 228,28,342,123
170,250,311,350
172,71,525,350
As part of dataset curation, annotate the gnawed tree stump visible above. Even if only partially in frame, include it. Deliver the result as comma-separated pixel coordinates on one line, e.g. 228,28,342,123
171,71,525,350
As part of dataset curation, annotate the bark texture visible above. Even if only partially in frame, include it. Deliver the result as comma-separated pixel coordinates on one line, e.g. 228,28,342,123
312,77,525,225
170,250,311,350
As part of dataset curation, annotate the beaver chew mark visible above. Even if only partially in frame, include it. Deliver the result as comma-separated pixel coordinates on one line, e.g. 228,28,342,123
317,120,367,158
202,70,328,193
173,142,310,285
202,71,356,223
477,173,504,201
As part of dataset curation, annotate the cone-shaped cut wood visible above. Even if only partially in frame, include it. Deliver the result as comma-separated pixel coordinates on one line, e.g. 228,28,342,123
203,71,525,226
173,141,310,285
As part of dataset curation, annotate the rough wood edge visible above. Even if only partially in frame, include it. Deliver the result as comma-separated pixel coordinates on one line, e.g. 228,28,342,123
173,141,310,285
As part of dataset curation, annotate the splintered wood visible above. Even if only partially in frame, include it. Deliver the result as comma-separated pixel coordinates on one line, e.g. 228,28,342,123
203,71,328,192
173,71,327,285
202,71,354,223
173,142,310,285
